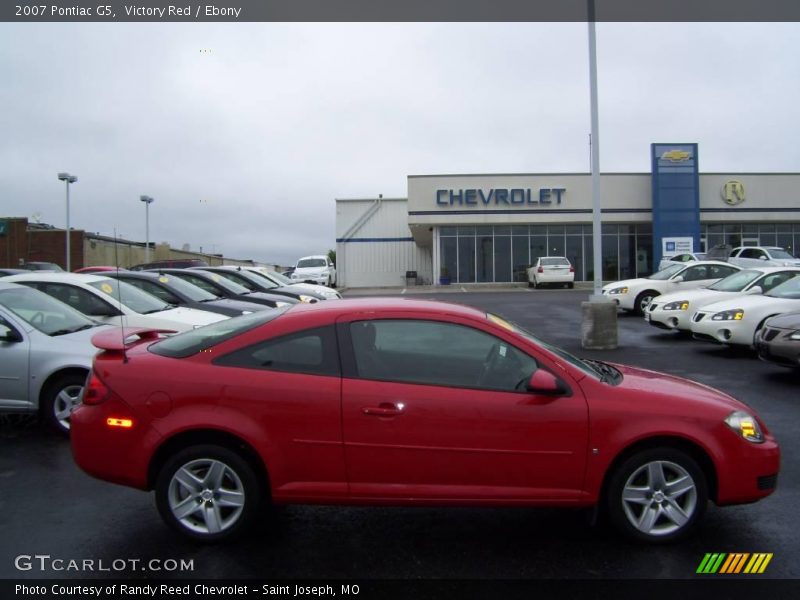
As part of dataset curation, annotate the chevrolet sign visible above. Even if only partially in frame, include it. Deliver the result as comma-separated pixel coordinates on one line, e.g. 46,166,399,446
661,150,692,162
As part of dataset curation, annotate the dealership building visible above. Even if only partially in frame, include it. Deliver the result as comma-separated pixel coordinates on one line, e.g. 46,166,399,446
335,144,800,288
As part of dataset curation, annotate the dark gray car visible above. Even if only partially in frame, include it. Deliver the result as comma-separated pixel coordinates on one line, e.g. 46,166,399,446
756,311,800,369
106,271,271,317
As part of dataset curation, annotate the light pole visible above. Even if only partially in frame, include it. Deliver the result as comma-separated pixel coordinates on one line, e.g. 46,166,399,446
57,172,78,271
140,195,154,262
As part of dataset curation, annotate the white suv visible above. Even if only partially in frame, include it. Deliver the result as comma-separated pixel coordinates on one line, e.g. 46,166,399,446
291,255,337,287
728,246,800,268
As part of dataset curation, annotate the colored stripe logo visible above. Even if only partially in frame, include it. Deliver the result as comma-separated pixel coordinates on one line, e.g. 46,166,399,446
697,553,773,574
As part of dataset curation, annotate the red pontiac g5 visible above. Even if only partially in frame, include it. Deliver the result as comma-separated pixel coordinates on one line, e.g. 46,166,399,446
71,299,779,543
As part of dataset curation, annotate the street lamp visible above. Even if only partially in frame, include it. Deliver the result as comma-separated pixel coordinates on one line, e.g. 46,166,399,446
57,172,78,271
140,195,154,262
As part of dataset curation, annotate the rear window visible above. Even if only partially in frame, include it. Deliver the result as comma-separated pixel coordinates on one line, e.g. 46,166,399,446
149,306,290,358
541,258,570,266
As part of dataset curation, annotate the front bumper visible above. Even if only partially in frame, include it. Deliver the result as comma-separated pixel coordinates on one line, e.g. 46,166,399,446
602,291,633,310
756,326,800,368
715,435,780,505
690,311,753,346
645,302,691,330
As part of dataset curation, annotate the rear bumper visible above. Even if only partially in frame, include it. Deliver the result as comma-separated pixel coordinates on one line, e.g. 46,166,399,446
71,398,159,490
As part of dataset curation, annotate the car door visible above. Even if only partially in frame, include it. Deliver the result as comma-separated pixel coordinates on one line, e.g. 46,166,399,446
0,312,32,409
339,316,589,502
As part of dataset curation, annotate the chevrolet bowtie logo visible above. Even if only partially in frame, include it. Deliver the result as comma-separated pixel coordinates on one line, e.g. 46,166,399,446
661,150,692,162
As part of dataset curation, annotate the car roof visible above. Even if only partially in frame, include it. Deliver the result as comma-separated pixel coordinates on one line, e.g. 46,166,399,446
285,297,488,320
732,246,784,251
297,255,327,260
3,272,112,284
0,281,26,291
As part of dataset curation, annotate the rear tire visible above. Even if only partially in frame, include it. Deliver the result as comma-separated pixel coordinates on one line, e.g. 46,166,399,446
605,447,707,543
155,444,262,543
568,282,574,289
41,373,86,436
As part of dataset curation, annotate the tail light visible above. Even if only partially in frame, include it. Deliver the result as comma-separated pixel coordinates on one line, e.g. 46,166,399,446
537,266,544,273
569,265,574,273
83,371,110,406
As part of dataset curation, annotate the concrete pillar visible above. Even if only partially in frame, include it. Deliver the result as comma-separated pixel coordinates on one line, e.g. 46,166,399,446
581,296,618,350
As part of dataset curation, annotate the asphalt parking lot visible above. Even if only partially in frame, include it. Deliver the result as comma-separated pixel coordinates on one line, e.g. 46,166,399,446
1,288,798,580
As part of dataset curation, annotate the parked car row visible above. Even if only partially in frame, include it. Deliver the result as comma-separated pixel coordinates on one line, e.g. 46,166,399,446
0,264,343,434
602,261,800,370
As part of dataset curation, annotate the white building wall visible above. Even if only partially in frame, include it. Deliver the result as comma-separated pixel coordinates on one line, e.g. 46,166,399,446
336,198,432,288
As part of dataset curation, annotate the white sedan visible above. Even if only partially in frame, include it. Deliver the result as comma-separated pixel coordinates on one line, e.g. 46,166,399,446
690,276,800,347
657,252,706,272
602,261,741,315
234,266,341,300
646,267,800,332
4,273,228,332
527,257,575,288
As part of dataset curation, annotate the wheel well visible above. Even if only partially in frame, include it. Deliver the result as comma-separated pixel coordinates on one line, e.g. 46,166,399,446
147,429,270,495
599,436,718,504
638,289,660,300
38,368,89,415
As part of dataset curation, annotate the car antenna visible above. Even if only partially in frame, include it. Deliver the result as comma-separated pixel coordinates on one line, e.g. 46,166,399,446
113,228,129,364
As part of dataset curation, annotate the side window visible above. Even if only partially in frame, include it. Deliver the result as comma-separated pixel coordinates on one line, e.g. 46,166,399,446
740,248,762,259
349,319,538,392
214,326,339,377
711,265,739,279
42,283,110,315
760,272,798,293
126,280,181,304
681,265,708,281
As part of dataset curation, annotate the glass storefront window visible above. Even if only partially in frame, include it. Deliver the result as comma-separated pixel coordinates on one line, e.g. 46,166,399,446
477,235,493,282
458,236,476,283
512,237,529,282
494,236,511,282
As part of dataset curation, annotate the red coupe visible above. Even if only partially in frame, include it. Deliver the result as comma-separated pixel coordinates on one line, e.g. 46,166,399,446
71,299,779,543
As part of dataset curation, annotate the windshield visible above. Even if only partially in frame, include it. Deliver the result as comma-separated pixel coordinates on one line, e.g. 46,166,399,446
144,274,218,302
173,271,251,295
648,263,685,280
486,313,600,379
765,276,800,299
220,270,278,290
253,269,293,286
297,258,326,268
88,278,167,314
707,269,762,292
150,305,290,358
0,286,98,336
768,249,796,260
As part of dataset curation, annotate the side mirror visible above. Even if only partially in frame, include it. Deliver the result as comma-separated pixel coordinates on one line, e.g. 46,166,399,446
672,275,685,283
0,323,23,343
527,370,570,396
744,285,763,295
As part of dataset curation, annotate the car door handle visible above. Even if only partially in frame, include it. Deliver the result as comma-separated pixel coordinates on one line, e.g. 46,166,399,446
361,402,404,417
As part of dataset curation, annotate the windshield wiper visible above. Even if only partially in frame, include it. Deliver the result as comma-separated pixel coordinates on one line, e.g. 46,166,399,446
50,323,96,336
583,359,621,384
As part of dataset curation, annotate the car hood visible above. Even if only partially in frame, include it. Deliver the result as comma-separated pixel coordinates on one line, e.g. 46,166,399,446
158,306,229,326
602,278,649,292
610,363,745,415
289,282,340,298
653,288,730,304
697,294,800,313
763,311,800,329
294,267,328,276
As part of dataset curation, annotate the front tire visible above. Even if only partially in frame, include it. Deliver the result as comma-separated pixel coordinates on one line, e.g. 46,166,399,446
606,447,707,543
634,291,658,316
41,373,86,436
155,445,262,543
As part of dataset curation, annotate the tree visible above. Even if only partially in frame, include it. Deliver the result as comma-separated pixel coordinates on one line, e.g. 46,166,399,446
327,249,336,266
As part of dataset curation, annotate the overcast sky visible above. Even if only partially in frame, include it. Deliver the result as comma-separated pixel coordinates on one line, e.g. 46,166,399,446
1,22,798,265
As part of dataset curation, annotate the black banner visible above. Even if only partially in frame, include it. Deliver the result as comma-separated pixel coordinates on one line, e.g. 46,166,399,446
3,0,800,23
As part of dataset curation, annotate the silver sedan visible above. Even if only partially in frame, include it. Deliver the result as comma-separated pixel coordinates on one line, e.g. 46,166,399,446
0,282,108,434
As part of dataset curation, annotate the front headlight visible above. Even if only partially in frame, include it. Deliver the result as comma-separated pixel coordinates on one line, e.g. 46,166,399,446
711,308,744,321
663,300,689,311
298,295,317,304
607,286,628,295
788,331,800,341
724,410,764,443
275,302,290,308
